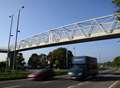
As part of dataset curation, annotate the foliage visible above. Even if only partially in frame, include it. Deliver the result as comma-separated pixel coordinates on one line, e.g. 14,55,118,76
16,53,26,70
113,0,120,7
53,69,68,76
28,53,48,69
54,59,60,69
28,47,73,69
112,0,120,20
48,47,73,69
113,56,120,67
0,61,6,72
28,53,40,68
104,61,113,67
101,56,120,68
0,71,30,81
39,54,48,66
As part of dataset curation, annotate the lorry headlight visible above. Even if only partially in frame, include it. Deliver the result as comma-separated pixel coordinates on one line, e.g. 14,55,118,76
78,73,82,76
68,72,73,75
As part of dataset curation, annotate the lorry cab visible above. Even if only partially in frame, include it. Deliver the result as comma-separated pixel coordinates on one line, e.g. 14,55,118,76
68,56,98,79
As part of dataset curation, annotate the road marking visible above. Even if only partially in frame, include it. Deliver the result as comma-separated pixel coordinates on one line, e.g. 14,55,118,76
67,85,76,88
67,81,88,88
41,80,54,84
0,79,27,84
3,85,21,88
77,81,89,86
108,81,119,88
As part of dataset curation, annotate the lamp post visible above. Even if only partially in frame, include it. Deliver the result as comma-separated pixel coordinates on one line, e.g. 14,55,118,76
66,49,68,69
6,15,14,71
73,47,76,56
12,6,24,71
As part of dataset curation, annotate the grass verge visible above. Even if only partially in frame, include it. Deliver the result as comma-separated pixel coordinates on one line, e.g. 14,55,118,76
0,71,30,81
54,69,68,76
0,69,68,81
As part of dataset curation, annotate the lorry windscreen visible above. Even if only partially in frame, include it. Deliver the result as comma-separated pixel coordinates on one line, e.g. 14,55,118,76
71,64,86,71
72,58,86,64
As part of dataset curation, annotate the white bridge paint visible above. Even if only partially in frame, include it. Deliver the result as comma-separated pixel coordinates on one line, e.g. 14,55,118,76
15,14,120,51
0,14,120,52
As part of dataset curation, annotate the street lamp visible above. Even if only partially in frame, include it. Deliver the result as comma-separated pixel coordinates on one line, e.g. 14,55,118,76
66,49,69,69
73,47,76,56
6,15,14,71
12,6,24,71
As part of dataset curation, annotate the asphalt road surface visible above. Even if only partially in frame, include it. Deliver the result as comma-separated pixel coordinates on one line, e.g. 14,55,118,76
0,73,120,88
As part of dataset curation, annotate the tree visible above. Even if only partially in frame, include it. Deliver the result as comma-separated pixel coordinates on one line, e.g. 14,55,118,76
103,61,113,67
48,47,73,69
39,54,47,67
16,53,25,70
0,61,6,72
112,0,120,20
28,53,40,69
47,52,54,68
112,56,120,67
113,0,120,7
54,59,60,69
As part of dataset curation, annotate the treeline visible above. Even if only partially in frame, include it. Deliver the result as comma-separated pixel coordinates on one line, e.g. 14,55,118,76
28,47,73,69
0,47,73,72
1,47,120,71
0,53,25,72
102,56,120,67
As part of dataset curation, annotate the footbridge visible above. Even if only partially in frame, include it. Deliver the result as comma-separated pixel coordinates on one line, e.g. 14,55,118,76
14,14,120,52
0,49,8,53
1,14,120,52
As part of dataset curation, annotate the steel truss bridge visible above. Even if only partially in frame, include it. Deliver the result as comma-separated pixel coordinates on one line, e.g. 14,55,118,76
0,49,8,53
16,14,120,51
0,14,120,52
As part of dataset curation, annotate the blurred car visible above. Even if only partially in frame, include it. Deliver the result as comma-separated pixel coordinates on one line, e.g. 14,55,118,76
28,67,54,80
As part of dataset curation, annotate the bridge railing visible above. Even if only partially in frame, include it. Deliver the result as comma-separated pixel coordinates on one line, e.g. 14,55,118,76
12,14,120,50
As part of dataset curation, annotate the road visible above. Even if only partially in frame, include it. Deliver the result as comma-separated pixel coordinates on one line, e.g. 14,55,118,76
0,73,120,88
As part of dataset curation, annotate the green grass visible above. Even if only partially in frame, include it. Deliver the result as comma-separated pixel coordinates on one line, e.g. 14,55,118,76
54,69,68,76
0,69,69,81
0,71,30,81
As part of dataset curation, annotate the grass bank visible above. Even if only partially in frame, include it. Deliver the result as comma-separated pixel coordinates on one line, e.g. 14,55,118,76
0,69,69,81
54,69,68,76
0,71,30,81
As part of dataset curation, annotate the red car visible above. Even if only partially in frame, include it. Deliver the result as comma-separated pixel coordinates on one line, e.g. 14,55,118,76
28,67,54,80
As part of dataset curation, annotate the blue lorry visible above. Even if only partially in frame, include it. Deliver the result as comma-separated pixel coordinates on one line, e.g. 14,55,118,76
68,56,98,79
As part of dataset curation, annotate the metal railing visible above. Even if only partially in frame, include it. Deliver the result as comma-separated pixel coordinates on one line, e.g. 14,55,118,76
10,14,120,50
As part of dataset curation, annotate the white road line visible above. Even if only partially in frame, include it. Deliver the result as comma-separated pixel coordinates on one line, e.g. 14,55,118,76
41,80,54,84
108,81,119,88
3,85,21,88
0,79,27,84
77,81,89,86
67,85,76,88
67,81,88,88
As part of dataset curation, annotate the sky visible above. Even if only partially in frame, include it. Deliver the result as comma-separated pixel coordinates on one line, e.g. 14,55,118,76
0,0,120,63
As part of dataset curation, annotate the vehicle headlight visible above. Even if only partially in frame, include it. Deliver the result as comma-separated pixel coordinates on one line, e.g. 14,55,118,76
78,73,82,76
28,74,35,77
68,72,73,75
